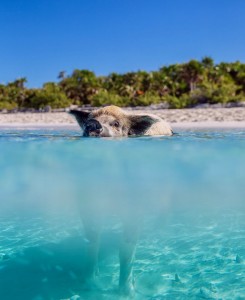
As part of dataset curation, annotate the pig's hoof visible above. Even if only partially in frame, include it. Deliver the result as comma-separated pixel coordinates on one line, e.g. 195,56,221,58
119,282,135,298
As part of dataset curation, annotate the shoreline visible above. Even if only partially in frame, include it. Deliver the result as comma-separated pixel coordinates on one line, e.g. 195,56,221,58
0,107,245,129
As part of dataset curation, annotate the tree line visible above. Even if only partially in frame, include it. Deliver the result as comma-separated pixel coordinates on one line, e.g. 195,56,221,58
0,57,244,111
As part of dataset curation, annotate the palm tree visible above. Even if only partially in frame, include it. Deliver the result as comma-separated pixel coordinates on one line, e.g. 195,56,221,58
58,71,66,81
180,60,204,92
59,69,99,104
201,56,214,69
8,77,27,89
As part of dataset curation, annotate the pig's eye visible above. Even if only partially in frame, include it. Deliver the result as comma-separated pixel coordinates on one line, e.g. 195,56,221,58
111,120,120,128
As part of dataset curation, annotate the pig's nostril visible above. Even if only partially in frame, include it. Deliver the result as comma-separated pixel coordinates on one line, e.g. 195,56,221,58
95,123,102,131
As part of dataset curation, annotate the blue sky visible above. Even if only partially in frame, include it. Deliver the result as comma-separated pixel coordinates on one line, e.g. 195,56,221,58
0,0,244,87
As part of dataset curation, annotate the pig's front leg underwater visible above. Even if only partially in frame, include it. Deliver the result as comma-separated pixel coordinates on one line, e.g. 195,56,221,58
119,218,139,296
82,215,101,286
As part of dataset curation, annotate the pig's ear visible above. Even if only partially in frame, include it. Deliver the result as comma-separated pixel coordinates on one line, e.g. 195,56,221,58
69,110,90,129
128,115,157,136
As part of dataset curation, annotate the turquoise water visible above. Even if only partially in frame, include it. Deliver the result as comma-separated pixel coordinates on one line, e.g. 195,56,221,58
0,128,244,300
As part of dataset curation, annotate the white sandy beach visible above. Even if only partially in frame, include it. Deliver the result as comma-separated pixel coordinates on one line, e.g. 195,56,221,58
0,107,245,128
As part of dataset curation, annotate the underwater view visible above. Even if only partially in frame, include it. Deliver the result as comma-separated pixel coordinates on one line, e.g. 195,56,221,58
0,127,244,300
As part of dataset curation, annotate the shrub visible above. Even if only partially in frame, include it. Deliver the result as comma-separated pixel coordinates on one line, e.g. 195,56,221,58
0,100,17,110
130,92,162,106
211,83,241,104
163,94,195,108
91,90,131,107
27,83,71,109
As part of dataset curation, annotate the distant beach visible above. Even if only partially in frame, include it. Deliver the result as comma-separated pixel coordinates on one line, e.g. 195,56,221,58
0,107,245,128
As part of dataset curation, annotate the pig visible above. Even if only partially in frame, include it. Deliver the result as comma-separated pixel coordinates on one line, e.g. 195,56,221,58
70,105,172,137
69,105,172,296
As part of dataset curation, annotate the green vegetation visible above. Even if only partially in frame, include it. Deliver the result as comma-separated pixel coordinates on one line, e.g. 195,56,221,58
0,58,244,110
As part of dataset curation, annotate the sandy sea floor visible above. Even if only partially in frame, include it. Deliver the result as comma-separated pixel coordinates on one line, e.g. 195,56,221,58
0,107,245,129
